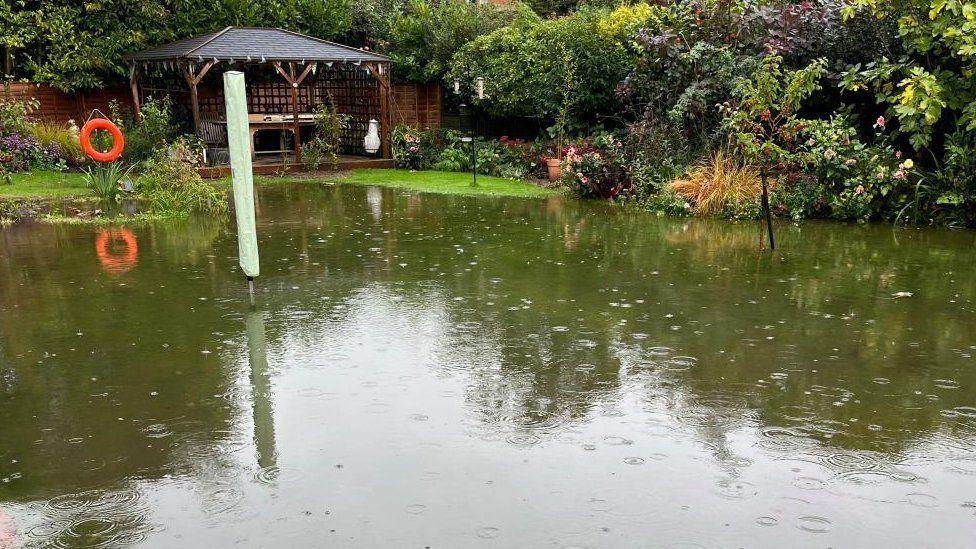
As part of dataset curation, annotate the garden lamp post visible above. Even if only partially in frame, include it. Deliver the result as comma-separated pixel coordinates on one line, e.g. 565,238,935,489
453,76,485,187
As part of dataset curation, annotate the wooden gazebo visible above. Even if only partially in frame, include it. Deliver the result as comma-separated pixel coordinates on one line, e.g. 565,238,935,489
124,27,393,171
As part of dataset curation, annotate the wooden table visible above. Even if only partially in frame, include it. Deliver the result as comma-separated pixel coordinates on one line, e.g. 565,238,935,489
244,114,317,159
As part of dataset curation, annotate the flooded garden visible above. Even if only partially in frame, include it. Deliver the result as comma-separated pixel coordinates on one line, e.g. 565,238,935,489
1,183,975,547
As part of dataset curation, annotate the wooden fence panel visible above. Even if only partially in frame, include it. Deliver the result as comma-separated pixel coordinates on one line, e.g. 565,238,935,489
4,80,442,134
2,82,133,125
392,83,441,130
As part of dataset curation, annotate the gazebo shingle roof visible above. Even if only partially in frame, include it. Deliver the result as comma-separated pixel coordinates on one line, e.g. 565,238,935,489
124,27,389,64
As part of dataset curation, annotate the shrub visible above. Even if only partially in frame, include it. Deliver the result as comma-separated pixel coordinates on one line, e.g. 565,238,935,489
772,175,829,220
136,144,226,216
301,97,350,170
840,0,976,152
392,125,439,170
84,161,134,200
563,134,633,199
0,133,66,172
668,151,764,217
723,54,828,173
449,7,630,123
799,114,911,220
29,121,85,166
110,96,174,163
300,142,325,172
427,131,538,179
596,2,660,44
0,92,38,136
389,0,516,83
642,187,693,217
623,119,691,197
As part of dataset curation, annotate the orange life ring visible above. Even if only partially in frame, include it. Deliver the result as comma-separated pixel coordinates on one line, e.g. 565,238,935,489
80,118,125,163
95,228,138,274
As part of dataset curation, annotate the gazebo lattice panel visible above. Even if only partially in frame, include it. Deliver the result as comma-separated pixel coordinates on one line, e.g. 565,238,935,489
198,66,380,154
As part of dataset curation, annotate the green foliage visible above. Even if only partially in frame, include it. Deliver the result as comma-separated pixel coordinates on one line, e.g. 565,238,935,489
723,54,828,169
347,0,407,50
393,125,542,179
799,114,912,220
0,89,37,135
392,125,439,170
840,0,976,152
136,144,226,216
640,187,693,217
623,120,691,197
563,133,633,199
596,2,659,43
449,7,630,122
28,121,84,166
431,131,540,179
6,0,353,91
620,2,758,148
110,96,174,163
15,1,169,91
772,176,829,221
389,0,514,83
300,142,325,172
84,161,134,200
300,97,349,171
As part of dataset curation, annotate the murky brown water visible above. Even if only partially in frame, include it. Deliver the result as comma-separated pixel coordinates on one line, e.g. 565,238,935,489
1,183,976,547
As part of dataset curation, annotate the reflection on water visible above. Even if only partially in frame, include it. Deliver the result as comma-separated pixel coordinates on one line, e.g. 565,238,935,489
94,228,139,275
1,184,975,547
246,311,277,470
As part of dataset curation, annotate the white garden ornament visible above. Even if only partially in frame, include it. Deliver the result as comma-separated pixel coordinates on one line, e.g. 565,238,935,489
364,119,381,154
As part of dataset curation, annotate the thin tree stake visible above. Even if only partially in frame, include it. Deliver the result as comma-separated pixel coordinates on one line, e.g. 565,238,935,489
760,166,775,251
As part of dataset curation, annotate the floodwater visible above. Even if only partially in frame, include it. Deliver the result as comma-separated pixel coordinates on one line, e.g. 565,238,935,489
1,183,975,548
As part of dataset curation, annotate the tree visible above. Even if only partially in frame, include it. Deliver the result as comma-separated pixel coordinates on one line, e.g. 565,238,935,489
388,0,515,83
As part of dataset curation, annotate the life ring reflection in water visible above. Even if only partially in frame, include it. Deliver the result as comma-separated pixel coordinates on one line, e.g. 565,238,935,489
95,228,138,274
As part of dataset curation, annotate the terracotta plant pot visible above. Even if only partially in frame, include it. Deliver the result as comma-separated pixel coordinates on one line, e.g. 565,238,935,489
546,158,562,182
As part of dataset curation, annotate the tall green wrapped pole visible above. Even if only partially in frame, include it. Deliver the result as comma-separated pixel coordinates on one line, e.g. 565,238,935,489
224,71,260,287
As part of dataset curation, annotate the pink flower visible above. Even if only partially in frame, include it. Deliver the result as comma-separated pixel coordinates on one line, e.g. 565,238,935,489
845,158,856,166
873,116,886,129
895,151,902,159
893,170,906,180
823,148,836,160
806,138,815,146
855,185,865,195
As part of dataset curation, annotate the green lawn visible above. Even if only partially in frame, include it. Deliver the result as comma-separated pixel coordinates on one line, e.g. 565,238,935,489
328,169,555,198
4,168,554,201
1,170,89,198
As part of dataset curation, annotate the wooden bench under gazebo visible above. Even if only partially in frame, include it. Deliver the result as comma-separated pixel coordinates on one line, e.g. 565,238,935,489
124,27,394,176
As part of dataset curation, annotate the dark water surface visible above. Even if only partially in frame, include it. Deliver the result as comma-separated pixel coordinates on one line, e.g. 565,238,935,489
2,184,976,548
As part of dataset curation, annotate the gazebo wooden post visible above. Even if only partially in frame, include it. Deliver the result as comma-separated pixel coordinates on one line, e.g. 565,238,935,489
181,60,214,137
273,61,316,165
366,62,393,159
288,63,301,162
380,62,391,159
128,63,141,116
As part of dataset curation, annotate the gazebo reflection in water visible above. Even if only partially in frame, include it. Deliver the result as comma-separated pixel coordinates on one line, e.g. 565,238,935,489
124,27,394,176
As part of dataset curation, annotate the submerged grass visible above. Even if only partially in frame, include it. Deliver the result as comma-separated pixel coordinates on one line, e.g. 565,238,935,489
269,169,556,198
41,212,177,225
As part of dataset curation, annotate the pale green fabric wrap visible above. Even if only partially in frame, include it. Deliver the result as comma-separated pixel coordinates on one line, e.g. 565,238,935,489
224,71,260,278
